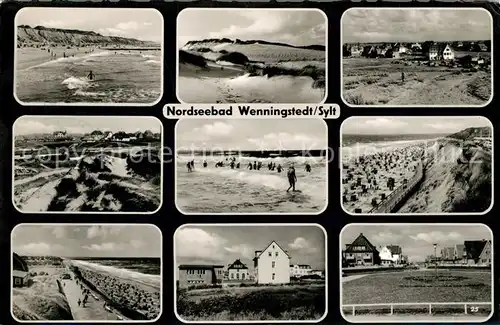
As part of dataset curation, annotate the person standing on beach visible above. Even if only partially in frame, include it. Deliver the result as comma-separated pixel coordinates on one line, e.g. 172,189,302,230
305,163,311,173
401,72,405,83
187,162,192,172
286,165,297,192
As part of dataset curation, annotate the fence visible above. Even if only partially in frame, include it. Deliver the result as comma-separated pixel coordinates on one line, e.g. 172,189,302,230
369,159,424,213
343,302,492,316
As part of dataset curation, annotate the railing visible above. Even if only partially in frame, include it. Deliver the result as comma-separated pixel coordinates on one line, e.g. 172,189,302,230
369,159,424,213
343,302,492,316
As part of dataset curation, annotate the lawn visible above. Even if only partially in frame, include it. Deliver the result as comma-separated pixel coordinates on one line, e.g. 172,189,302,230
177,284,326,321
342,270,491,305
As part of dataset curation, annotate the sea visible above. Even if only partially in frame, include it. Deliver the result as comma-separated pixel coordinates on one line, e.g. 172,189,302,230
342,134,444,160
176,153,327,213
16,50,161,104
70,257,161,288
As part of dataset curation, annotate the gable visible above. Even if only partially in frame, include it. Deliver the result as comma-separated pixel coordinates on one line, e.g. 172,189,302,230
345,234,378,253
228,259,248,270
387,245,402,255
464,240,487,259
479,241,491,257
255,240,290,260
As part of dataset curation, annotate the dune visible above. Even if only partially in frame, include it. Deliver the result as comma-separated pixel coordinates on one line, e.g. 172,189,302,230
12,268,73,321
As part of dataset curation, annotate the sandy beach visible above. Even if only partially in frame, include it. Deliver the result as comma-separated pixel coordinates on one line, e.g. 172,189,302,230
342,144,426,213
16,46,99,71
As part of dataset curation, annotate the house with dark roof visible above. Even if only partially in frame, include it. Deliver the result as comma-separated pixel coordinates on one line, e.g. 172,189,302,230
464,240,491,265
13,253,29,287
441,247,455,261
454,244,466,262
343,233,380,266
227,259,250,281
177,264,224,288
253,240,291,284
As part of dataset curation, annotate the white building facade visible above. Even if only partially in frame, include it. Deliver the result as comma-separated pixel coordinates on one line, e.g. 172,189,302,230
253,241,290,284
290,264,312,277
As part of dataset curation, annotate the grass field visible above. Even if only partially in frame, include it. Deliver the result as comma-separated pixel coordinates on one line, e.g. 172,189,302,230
342,58,491,105
177,284,326,321
342,270,491,305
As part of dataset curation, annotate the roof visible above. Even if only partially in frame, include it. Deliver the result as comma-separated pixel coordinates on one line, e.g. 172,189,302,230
228,259,248,270
441,247,455,258
13,270,28,278
429,43,455,53
464,240,488,260
344,233,379,253
13,253,29,272
253,240,291,261
387,245,402,255
178,264,224,270
455,244,465,257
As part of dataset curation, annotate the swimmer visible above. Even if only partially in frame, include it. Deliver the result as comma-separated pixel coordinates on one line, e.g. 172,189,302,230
87,70,95,81
286,165,297,192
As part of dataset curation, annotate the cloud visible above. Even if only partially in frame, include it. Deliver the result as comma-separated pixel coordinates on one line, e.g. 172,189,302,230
288,237,318,254
364,118,408,129
86,225,122,239
15,242,64,255
197,122,234,137
116,21,140,30
52,227,66,239
410,231,462,244
99,21,150,38
82,242,120,251
15,120,85,135
425,122,460,130
224,244,254,260
130,239,145,248
40,20,70,28
176,227,227,260
247,132,323,150
371,231,403,244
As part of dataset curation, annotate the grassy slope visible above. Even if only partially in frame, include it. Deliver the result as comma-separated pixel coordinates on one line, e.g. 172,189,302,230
177,285,325,321
13,273,73,321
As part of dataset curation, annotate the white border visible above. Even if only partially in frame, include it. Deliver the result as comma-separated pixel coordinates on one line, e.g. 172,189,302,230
175,7,329,105
340,7,494,108
339,115,494,216
174,118,329,215
10,223,164,323
11,115,164,214
13,7,164,107
173,223,328,323
339,223,494,323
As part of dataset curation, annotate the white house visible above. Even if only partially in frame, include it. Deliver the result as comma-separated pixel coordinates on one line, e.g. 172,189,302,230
253,240,290,284
290,264,312,277
379,245,402,265
398,45,408,54
227,259,250,281
442,44,454,60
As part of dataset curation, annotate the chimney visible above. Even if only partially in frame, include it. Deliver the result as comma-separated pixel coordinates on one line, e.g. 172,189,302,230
254,251,261,258
360,233,363,236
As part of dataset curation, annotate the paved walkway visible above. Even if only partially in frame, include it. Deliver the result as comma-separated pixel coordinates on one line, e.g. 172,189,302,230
61,278,119,321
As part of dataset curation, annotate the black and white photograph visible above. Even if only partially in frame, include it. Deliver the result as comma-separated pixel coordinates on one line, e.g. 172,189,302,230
341,224,493,322
12,224,162,321
175,224,326,321
177,8,327,103
15,7,163,105
13,116,162,213
342,8,492,106
175,119,328,214
341,116,493,214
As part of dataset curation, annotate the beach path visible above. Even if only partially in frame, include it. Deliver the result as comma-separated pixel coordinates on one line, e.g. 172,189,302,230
62,278,119,321
14,168,70,186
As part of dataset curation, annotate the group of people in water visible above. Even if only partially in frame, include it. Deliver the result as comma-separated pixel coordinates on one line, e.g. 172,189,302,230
185,157,313,192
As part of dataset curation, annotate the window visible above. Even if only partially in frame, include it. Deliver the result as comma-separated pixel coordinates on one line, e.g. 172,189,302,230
272,273,275,280
242,273,245,279
268,252,272,257
231,273,234,279
14,278,21,285
275,252,278,257
272,245,275,249
236,273,239,279
272,261,275,268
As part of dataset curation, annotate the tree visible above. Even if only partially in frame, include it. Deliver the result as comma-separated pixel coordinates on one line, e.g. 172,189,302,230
143,130,153,139
342,45,351,57
90,130,103,136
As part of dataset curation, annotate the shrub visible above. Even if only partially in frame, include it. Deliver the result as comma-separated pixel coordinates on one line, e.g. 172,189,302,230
217,51,249,65
179,50,207,68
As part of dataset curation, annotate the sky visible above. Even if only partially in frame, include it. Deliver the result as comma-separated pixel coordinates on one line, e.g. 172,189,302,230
16,8,163,43
342,224,491,262
343,8,491,43
175,225,326,270
176,119,327,151
177,9,326,47
12,225,162,258
342,117,492,135
15,116,161,135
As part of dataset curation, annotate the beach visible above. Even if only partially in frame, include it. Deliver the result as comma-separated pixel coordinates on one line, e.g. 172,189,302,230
176,155,327,213
342,136,432,213
12,258,161,321
16,46,161,103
